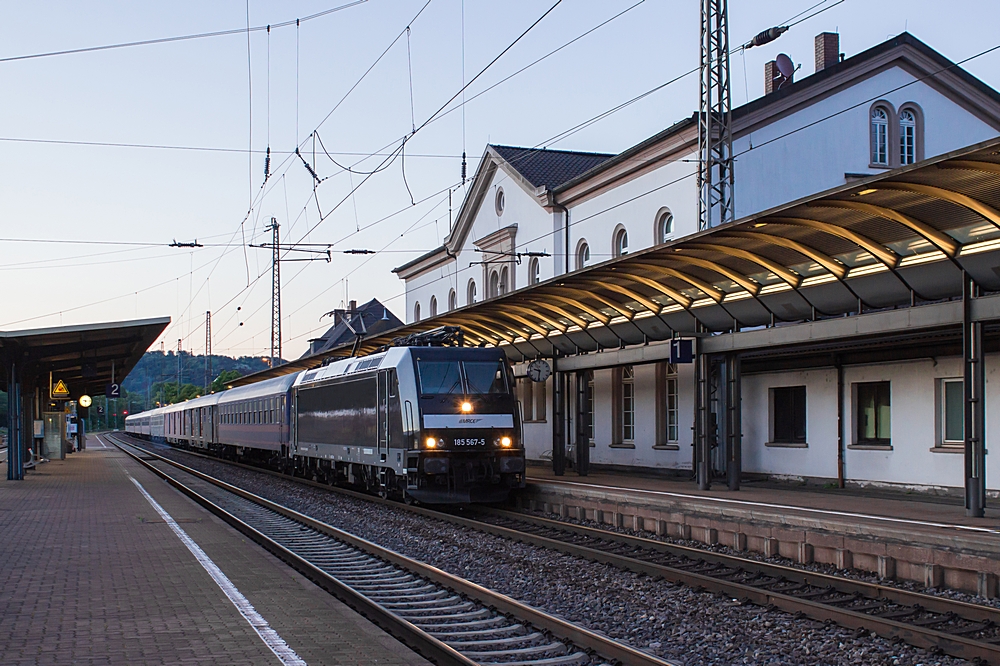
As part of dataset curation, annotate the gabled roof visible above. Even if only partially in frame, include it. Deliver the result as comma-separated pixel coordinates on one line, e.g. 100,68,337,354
489,145,614,190
300,298,402,357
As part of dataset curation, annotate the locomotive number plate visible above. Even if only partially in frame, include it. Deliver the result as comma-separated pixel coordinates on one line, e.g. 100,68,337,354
453,437,486,447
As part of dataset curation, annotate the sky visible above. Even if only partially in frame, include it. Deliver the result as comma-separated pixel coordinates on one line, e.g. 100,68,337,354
2,0,999,361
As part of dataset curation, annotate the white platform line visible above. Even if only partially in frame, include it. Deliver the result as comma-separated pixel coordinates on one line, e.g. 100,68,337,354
540,478,1000,535
128,475,307,666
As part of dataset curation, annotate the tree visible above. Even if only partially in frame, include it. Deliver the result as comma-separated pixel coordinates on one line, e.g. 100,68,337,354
211,369,243,394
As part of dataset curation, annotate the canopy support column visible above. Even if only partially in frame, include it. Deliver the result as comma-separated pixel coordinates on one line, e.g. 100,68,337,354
963,273,987,517
725,353,741,491
6,358,24,481
695,341,711,490
551,363,566,477
575,370,590,477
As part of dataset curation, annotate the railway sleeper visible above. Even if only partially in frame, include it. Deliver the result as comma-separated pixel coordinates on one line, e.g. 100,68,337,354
496,652,591,666
415,616,510,631
445,632,547,649
377,592,456,607
422,624,527,640
460,641,573,660
402,609,493,623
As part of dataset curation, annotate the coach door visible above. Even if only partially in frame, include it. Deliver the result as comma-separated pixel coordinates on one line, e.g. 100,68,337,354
377,371,389,462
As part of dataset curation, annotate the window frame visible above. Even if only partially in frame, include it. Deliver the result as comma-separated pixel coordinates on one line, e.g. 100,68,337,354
938,378,964,448
870,104,891,167
655,207,674,244
528,257,540,285
413,301,421,322
654,362,680,449
613,225,629,258
467,279,477,305
448,288,457,311
429,295,438,318
769,385,807,447
576,240,590,271
852,381,892,448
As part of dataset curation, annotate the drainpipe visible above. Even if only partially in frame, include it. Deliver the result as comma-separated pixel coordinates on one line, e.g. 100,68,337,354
835,354,845,489
553,201,570,275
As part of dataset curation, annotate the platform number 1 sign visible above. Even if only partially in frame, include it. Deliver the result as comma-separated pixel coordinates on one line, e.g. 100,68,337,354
106,383,120,399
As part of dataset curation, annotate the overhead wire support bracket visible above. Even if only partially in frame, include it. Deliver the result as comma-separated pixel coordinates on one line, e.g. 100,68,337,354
295,147,322,185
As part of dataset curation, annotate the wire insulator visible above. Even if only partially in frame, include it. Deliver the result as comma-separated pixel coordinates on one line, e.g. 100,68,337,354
745,26,788,49
264,146,271,180
461,151,467,183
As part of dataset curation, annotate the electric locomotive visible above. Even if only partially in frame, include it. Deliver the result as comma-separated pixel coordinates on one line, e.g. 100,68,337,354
125,327,525,504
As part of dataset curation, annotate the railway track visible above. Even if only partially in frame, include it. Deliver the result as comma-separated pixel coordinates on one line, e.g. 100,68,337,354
114,435,1000,664
108,435,674,666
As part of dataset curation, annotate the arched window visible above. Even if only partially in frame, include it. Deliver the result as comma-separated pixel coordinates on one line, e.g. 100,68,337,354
613,226,629,257
871,106,889,166
467,279,477,305
413,302,421,322
488,271,500,299
429,296,438,317
448,289,457,310
899,109,916,165
656,208,674,244
499,266,509,295
528,257,540,285
577,240,590,270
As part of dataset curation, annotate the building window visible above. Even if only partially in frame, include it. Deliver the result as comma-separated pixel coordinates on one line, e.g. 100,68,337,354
613,365,635,444
856,381,891,445
613,226,629,257
429,296,438,317
941,379,963,446
519,376,547,422
488,271,500,298
495,187,505,216
586,371,595,442
656,208,674,244
467,279,477,305
899,109,916,165
655,362,679,447
528,257,540,285
499,266,509,295
771,386,807,444
414,302,421,322
871,106,889,166
448,289,457,310
577,240,590,270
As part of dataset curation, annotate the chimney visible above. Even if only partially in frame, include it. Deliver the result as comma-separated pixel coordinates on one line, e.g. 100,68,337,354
349,299,357,312
764,60,779,94
815,32,839,72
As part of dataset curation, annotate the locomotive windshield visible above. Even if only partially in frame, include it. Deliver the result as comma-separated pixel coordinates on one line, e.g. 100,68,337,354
417,359,508,395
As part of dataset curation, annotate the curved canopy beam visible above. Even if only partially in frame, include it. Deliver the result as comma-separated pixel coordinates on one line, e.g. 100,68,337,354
718,231,847,279
495,311,550,338
512,299,589,330
593,270,693,308
463,316,518,343
504,304,569,333
764,217,900,267
682,243,802,287
663,253,762,295
549,286,637,320
533,293,611,325
810,200,959,256
871,181,1000,231
938,159,1000,175
628,262,726,302
574,280,662,314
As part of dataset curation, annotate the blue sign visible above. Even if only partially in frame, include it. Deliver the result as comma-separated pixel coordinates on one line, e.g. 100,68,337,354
669,339,693,364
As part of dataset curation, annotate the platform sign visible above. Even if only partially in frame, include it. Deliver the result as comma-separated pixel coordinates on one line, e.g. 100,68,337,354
106,383,120,399
669,339,694,364
51,379,71,399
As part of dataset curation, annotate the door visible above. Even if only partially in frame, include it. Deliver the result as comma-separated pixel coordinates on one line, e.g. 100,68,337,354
377,371,389,462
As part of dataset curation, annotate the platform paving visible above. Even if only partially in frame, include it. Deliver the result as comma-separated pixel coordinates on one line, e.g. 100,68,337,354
524,466,1000,596
0,434,431,666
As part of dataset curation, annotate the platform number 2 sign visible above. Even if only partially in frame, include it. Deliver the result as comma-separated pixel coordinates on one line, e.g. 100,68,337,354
106,383,121,399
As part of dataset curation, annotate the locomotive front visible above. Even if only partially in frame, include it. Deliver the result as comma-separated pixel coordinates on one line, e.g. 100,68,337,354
405,347,524,503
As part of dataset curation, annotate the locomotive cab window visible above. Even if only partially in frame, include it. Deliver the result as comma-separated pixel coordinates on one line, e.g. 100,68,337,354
463,361,507,394
418,361,465,394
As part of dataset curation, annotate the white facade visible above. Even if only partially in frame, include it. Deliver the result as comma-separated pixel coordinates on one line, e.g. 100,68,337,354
393,33,1000,493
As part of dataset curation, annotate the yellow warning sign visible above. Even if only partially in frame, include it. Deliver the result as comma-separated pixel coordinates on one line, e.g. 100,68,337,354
51,379,71,399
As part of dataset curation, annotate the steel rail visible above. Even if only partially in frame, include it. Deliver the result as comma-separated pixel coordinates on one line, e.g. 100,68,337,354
108,435,675,666
114,435,1000,664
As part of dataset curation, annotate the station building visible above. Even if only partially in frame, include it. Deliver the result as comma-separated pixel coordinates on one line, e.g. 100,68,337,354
388,32,1000,500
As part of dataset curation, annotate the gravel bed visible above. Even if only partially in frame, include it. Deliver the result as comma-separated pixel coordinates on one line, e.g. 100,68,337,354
135,442,967,665
516,507,1000,612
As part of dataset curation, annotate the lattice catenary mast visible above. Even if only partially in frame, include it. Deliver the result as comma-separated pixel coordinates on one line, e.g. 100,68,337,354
204,311,212,392
268,217,281,367
698,0,735,230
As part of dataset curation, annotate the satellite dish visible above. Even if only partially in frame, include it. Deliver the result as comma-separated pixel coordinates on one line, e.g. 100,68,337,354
775,53,795,78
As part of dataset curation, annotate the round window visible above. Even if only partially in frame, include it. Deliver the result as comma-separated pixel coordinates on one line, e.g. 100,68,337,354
495,187,505,216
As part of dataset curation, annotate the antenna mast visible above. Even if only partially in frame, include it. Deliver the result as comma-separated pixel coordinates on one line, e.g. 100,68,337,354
268,218,282,367
204,311,212,392
698,0,735,230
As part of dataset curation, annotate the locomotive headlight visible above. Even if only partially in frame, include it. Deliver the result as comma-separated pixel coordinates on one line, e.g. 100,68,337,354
460,401,473,413
425,436,437,448
500,436,512,448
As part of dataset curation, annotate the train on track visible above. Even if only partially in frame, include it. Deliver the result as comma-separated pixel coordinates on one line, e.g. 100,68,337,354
124,328,525,503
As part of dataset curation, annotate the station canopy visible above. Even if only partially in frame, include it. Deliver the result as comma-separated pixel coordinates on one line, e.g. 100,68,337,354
0,317,170,397
233,137,1000,386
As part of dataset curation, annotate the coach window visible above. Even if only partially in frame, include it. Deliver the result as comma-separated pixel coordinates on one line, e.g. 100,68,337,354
854,381,891,447
938,379,964,448
769,386,807,446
